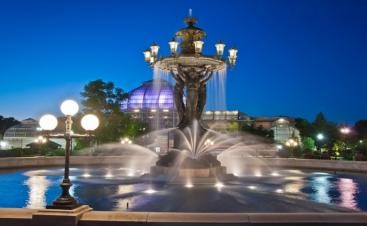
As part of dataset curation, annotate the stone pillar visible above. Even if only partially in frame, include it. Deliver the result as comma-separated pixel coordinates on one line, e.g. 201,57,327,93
32,205,91,226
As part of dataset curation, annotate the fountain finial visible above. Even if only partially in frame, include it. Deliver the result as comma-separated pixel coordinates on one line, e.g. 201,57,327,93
185,8,197,26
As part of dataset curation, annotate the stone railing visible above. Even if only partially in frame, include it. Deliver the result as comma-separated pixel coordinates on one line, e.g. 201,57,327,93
1,208,367,226
0,156,366,172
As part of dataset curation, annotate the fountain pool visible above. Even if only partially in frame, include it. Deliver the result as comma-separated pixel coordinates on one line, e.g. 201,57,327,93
1,166,366,212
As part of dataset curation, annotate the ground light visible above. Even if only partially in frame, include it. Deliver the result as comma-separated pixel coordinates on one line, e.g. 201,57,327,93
185,183,194,188
215,182,224,191
144,189,156,194
317,133,325,140
82,173,91,178
248,185,257,190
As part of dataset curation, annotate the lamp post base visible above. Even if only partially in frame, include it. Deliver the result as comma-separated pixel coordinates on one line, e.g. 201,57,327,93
46,198,81,210
46,176,81,210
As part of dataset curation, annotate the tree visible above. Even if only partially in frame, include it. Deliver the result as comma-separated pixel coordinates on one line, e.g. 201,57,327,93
0,116,19,138
295,118,314,138
312,112,338,148
81,79,128,115
313,112,328,132
79,79,144,145
354,120,367,139
302,137,316,151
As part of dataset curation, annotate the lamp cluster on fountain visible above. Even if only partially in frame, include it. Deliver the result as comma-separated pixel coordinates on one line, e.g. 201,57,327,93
143,10,238,136
144,34,237,67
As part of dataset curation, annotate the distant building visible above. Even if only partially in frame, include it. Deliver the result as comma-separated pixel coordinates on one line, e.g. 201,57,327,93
202,110,250,132
253,117,301,144
3,118,66,149
121,79,179,129
3,118,39,149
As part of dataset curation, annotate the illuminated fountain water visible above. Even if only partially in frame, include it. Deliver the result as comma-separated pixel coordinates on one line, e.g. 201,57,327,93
81,13,277,182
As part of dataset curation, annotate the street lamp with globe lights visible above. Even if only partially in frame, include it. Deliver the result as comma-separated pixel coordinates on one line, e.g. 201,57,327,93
285,138,298,157
316,133,325,152
340,127,351,135
39,99,99,209
340,126,351,156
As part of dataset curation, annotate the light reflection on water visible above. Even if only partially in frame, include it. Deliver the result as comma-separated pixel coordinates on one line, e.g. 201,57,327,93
3,168,365,211
24,175,50,208
310,174,332,204
337,178,359,210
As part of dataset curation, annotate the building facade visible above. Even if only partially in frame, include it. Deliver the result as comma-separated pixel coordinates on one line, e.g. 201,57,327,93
3,118,66,149
253,117,301,144
3,118,40,149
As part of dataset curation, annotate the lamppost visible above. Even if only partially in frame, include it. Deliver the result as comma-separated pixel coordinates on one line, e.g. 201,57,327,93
39,99,99,209
340,126,351,158
285,138,298,157
316,133,324,152
143,10,237,131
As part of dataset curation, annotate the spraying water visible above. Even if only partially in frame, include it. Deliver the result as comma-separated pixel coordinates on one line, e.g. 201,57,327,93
207,68,227,111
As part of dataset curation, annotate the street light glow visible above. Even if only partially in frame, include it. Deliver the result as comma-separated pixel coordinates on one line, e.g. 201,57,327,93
316,133,324,140
340,127,351,134
39,114,58,131
81,114,100,131
60,99,79,116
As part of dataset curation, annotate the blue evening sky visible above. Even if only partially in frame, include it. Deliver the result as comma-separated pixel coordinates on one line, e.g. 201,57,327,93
0,0,366,123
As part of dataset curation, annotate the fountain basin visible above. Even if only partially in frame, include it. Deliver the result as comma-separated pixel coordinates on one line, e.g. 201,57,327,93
150,165,226,178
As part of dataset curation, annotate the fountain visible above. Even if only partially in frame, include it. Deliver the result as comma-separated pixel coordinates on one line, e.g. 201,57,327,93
143,12,238,178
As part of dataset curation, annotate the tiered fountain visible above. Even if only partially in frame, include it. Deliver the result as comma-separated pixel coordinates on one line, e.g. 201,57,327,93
143,11,238,179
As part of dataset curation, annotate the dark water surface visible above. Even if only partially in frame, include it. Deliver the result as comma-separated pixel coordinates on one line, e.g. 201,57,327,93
1,167,366,212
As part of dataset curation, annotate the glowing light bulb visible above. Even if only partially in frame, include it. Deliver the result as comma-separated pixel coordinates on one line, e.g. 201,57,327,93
185,183,193,188
215,182,224,189
144,189,156,194
248,185,256,190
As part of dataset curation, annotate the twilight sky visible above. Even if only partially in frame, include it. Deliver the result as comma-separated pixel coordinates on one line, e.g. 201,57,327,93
0,0,366,123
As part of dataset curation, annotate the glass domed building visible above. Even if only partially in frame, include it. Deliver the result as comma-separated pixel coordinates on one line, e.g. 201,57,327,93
121,80,179,129
120,79,248,131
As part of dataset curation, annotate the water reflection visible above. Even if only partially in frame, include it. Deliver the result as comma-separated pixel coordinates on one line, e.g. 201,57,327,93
310,175,332,204
284,176,304,194
24,175,50,208
115,185,137,210
337,178,359,210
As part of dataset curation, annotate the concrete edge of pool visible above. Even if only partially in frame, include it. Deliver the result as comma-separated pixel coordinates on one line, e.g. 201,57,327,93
0,208,367,226
1,156,367,173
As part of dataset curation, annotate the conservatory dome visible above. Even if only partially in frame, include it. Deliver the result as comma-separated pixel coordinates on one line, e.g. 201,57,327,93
121,79,176,110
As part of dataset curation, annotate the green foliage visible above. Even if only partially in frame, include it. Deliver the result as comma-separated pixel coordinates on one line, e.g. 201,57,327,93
239,122,274,139
79,79,146,145
313,112,327,132
296,112,339,149
81,79,128,115
6,146,65,157
332,140,346,153
0,116,19,138
25,140,62,156
302,137,316,151
295,118,314,138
